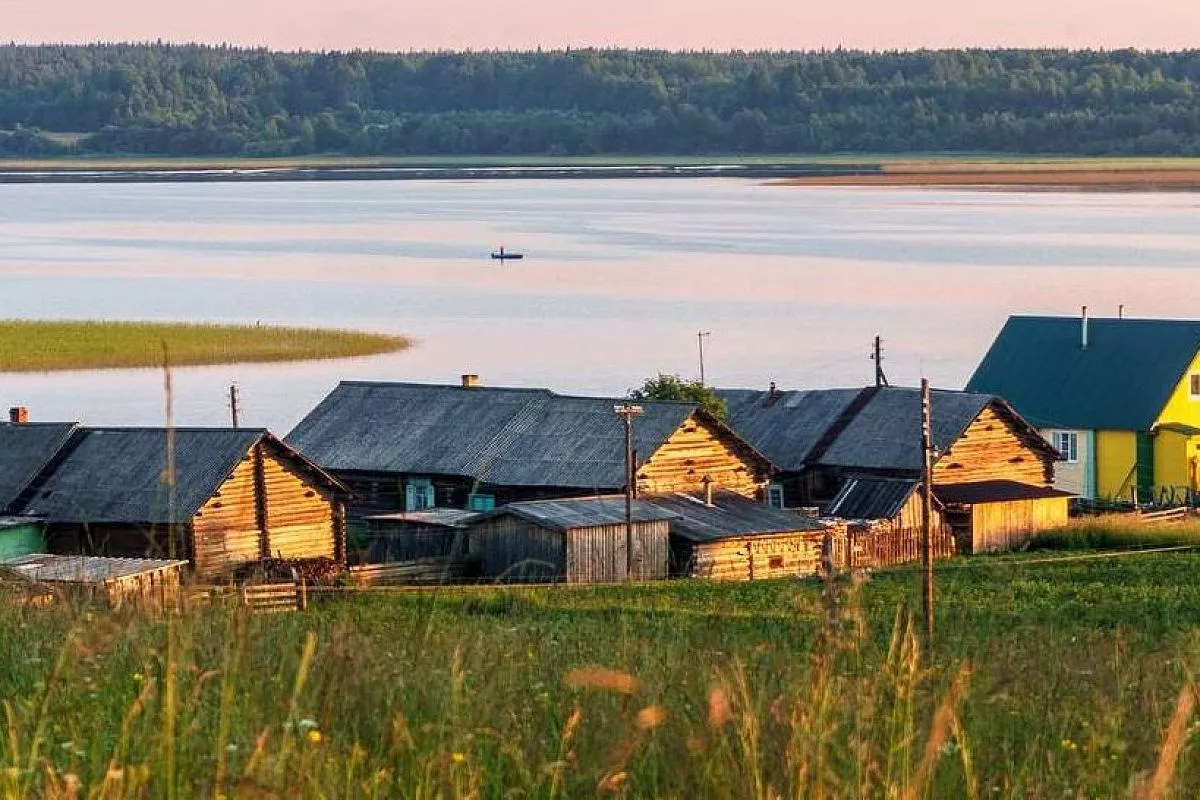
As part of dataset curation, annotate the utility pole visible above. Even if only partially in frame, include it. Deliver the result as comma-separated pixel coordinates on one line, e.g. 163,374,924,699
615,403,645,582
697,331,712,386
229,384,241,429
872,335,889,387
921,378,935,651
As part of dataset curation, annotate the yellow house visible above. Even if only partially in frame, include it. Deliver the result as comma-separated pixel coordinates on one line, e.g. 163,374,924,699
967,313,1200,504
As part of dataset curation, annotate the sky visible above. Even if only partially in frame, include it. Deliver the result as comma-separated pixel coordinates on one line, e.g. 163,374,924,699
3,0,1199,51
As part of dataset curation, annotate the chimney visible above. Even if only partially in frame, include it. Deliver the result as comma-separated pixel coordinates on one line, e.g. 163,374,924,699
461,374,481,389
763,381,782,408
8,407,28,424
1118,304,1125,320
1081,306,1089,350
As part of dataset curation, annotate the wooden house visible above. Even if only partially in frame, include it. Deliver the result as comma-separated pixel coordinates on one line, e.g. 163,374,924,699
362,508,477,562
645,490,833,581
723,384,1068,553
968,313,1200,504
15,428,350,580
466,497,677,583
0,554,186,610
287,379,774,528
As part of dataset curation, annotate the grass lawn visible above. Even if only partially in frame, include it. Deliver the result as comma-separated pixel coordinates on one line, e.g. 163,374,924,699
4,548,1200,796
0,320,410,372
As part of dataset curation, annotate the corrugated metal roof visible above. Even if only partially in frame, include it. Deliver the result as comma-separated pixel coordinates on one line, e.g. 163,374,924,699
365,508,479,528
934,480,1074,505
0,517,41,529
720,388,862,471
1,553,186,583
824,476,921,520
966,316,1200,430
20,428,266,524
817,387,996,472
287,382,717,490
479,496,680,532
0,423,78,513
645,490,826,543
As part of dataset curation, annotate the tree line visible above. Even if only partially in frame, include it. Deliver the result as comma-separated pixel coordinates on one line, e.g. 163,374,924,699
1,45,1199,157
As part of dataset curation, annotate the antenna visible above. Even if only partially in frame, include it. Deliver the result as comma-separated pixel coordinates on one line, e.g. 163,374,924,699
697,331,712,386
871,335,889,387
229,383,241,429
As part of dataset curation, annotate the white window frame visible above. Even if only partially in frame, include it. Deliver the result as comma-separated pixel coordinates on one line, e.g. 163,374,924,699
766,484,786,509
1052,431,1079,464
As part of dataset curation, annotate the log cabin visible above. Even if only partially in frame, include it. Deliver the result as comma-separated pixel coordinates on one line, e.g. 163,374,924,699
287,378,775,532
14,427,350,579
466,496,677,583
722,385,1070,553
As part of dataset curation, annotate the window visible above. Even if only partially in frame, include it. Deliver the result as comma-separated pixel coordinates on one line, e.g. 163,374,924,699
766,484,785,509
1191,374,1200,399
468,493,496,512
405,478,436,511
1052,432,1079,463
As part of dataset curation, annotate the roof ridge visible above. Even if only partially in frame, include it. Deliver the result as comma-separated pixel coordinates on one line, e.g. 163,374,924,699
804,386,880,466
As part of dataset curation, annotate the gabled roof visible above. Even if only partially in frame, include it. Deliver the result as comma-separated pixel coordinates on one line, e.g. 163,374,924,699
933,480,1074,505
287,382,769,490
477,496,679,532
0,423,78,513
824,476,923,520
719,388,862,471
19,428,346,525
966,315,1200,430
645,490,826,543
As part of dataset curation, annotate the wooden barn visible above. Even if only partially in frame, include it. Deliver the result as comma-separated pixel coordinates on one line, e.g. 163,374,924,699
17,428,350,579
0,554,186,610
287,379,774,528
645,490,833,581
467,497,677,583
362,508,476,562
723,384,1069,554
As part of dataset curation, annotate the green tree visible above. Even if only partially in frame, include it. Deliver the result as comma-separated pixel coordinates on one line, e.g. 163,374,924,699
628,374,728,420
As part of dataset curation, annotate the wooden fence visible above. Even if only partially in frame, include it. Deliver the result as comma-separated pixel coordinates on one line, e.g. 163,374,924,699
841,524,957,571
348,558,467,587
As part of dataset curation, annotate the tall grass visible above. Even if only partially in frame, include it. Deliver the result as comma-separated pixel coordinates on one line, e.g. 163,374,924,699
0,320,410,373
1030,517,1200,551
3,551,1200,796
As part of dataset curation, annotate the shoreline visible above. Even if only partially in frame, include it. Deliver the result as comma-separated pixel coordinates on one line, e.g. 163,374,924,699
776,167,1200,191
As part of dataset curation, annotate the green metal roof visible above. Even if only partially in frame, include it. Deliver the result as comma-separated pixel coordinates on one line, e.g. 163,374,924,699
966,316,1200,431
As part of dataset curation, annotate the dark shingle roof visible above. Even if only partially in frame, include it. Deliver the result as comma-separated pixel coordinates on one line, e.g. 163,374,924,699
0,423,78,513
287,382,745,490
824,477,922,520
645,490,826,543
817,387,995,472
934,480,1074,505
966,316,1200,430
481,496,679,532
20,428,267,524
720,388,862,471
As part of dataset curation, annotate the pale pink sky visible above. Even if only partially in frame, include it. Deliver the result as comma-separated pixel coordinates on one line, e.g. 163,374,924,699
3,0,1198,51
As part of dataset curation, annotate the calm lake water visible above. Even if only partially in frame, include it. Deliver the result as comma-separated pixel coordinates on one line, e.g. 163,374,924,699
2,179,1199,430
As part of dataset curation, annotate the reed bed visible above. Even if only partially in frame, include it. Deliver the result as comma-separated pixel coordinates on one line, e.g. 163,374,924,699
0,320,410,372
3,551,1200,797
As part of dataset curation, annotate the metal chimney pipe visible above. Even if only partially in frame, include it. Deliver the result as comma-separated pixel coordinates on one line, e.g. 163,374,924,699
1081,306,1089,350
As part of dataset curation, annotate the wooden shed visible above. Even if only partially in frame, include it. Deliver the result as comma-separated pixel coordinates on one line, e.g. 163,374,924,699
363,508,477,562
0,517,45,561
646,491,832,581
467,497,677,583
19,428,350,580
0,554,186,609
935,480,1072,553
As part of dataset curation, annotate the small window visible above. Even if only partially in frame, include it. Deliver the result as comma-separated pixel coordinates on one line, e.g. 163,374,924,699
1052,432,1079,464
768,556,785,570
766,484,785,509
405,478,436,511
1191,374,1200,398
468,493,496,512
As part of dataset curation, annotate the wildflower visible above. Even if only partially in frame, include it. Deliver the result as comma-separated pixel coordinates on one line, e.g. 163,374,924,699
451,752,466,764
307,730,322,744
636,705,667,731
565,667,641,695
225,744,238,753
1060,738,1077,751
297,718,319,732
131,673,144,683
708,686,731,729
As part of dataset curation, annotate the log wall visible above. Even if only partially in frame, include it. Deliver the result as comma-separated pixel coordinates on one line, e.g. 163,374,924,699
260,447,338,562
677,531,826,581
934,406,1054,487
192,453,261,577
638,415,767,498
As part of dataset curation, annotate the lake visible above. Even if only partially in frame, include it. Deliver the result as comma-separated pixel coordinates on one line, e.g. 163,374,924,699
1,178,1198,431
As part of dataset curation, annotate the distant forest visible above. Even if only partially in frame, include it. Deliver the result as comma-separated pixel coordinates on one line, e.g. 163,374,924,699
2,45,1200,157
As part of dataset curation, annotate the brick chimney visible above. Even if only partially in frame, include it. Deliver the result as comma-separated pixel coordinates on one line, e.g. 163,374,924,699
8,406,29,424
461,374,481,389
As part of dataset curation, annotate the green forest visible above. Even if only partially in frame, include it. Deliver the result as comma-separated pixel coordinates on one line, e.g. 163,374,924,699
1,45,1199,157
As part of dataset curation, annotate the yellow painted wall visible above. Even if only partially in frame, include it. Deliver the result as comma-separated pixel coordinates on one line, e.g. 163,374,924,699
1155,350,1200,429
1095,430,1137,501
1154,429,1191,490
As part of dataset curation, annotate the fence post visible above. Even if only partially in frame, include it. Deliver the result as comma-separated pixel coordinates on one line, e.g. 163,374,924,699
296,578,308,612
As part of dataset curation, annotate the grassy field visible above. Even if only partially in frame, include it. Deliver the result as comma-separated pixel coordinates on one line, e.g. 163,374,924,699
0,320,410,372
5,547,1200,797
